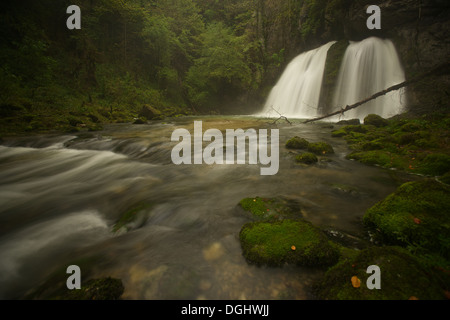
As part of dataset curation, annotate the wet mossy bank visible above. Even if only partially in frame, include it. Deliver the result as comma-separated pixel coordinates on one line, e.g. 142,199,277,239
238,180,450,300
331,113,450,178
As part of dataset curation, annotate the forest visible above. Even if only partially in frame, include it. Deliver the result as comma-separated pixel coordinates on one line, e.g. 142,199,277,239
1,0,310,133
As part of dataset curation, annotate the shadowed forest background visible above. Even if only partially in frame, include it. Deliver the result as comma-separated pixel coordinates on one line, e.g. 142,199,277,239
2,0,448,135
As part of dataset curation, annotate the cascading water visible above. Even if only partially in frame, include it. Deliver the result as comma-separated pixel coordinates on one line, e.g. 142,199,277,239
259,37,406,121
331,37,406,121
260,41,336,118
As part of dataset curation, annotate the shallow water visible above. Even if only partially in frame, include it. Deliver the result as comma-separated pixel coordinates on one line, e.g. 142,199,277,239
0,116,412,299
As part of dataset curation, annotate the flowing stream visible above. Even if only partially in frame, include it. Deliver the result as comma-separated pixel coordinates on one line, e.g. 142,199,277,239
0,117,410,299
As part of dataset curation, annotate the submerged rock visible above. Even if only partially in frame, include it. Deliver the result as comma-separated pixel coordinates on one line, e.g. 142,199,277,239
238,196,305,220
113,203,152,233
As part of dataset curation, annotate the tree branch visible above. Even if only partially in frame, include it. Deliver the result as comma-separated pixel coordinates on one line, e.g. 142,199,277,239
304,62,450,124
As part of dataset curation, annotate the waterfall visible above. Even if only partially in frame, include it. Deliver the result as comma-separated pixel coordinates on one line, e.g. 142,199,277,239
331,37,406,121
259,37,406,121
259,41,336,118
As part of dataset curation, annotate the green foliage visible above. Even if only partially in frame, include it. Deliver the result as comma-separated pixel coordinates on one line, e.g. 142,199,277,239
185,22,253,110
299,0,329,41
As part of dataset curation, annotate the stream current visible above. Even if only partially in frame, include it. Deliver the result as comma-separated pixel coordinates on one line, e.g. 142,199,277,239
0,116,409,299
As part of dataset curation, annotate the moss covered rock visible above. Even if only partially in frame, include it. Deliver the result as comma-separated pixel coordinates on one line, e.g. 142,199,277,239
416,153,450,176
59,277,124,300
314,246,447,300
363,179,450,260
139,104,162,120
238,197,303,220
439,171,450,185
285,136,309,149
295,152,318,164
307,142,334,155
113,202,152,233
364,114,389,128
239,219,340,267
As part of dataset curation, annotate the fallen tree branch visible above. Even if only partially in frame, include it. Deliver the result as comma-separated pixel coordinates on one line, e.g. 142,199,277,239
304,62,450,124
269,106,292,125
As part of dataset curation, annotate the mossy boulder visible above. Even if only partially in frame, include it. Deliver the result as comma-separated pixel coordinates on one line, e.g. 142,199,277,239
307,142,334,155
314,246,447,300
238,197,303,220
239,219,340,267
364,114,389,128
138,104,162,120
336,119,361,126
285,136,309,149
416,153,450,176
59,277,124,300
295,152,318,164
363,179,450,260
439,171,450,185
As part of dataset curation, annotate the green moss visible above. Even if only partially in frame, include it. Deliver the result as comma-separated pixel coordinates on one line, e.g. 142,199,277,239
239,219,340,267
439,172,450,185
58,277,124,300
238,197,303,220
331,125,368,138
364,114,388,128
331,128,348,137
416,153,450,176
295,152,318,164
346,150,392,166
314,246,447,300
363,179,450,260
285,136,310,149
239,197,270,218
307,142,334,155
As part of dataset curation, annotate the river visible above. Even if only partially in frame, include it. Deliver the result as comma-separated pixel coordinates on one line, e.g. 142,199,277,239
0,116,410,299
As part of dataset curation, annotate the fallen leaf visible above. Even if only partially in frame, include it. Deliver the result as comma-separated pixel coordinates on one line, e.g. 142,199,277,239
413,218,421,225
291,246,296,251
408,296,419,300
351,276,361,288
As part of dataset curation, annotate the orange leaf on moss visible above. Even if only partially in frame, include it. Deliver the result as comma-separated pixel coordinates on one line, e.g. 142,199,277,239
351,276,361,288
